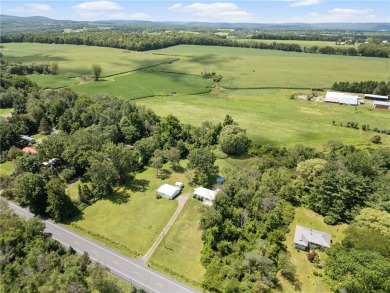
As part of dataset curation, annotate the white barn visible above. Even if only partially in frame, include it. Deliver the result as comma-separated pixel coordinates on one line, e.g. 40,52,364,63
325,91,359,106
157,184,181,200
194,187,218,203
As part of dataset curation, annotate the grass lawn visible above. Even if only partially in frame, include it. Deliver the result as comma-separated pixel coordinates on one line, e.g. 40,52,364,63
66,180,82,202
149,199,205,289
71,69,213,99
137,89,390,147
67,161,190,257
279,207,348,293
151,45,388,88
0,108,13,116
0,161,14,177
28,74,78,89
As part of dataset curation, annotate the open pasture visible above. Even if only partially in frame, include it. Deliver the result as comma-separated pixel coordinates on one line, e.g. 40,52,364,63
137,89,390,147
151,45,389,88
1,43,172,87
71,69,213,99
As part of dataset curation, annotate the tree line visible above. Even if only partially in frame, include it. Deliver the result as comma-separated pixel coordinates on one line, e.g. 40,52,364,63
1,32,388,57
332,80,390,95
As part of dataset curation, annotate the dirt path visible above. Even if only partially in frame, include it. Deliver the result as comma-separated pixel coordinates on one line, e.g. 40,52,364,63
139,193,189,265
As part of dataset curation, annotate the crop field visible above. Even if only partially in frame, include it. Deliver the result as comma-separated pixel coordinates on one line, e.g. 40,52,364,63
281,207,348,293
149,199,205,289
1,43,172,86
137,89,390,147
71,69,213,99
151,45,389,88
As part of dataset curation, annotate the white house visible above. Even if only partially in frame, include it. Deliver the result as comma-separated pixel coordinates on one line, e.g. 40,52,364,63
157,184,181,200
325,91,359,106
194,187,218,203
294,225,331,251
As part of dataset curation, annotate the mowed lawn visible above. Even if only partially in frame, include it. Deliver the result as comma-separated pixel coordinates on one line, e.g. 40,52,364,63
149,199,205,289
1,43,172,88
280,207,348,293
137,89,390,147
0,161,14,177
67,162,190,257
71,69,213,99
151,45,389,88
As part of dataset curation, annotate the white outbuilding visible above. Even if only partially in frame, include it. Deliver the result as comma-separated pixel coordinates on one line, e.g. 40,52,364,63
157,184,181,200
325,91,359,106
194,187,218,203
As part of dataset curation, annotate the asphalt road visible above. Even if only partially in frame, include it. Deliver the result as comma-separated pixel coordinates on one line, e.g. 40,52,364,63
5,199,201,293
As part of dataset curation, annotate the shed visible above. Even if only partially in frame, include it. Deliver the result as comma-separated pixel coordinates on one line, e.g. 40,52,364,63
373,101,390,110
157,184,181,200
364,94,388,101
175,182,184,189
294,225,331,251
194,187,218,202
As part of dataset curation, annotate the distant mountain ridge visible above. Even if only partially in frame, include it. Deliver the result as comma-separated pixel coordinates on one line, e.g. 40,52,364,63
1,14,389,34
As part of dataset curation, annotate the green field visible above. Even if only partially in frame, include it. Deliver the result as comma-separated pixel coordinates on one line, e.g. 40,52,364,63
0,161,14,177
137,89,390,147
149,199,205,289
71,70,213,99
67,162,191,257
151,45,389,88
280,207,348,293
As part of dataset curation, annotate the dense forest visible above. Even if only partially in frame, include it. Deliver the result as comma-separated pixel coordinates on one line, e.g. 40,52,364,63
1,31,389,57
0,201,146,292
1,67,389,292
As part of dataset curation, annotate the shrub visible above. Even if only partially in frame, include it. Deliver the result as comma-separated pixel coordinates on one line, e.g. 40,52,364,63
371,135,382,144
156,193,162,199
307,250,318,262
324,215,337,225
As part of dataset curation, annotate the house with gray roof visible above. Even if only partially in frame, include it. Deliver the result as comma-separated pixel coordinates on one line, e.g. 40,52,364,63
294,225,331,251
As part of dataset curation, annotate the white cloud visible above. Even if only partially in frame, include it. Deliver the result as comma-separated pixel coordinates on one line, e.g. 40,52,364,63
289,0,320,7
290,7,375,22
169,2,253,22
72,1,149,20
5,3,52,14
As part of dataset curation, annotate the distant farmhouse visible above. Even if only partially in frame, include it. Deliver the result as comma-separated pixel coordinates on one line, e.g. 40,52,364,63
373,101,390,110
294,225,331,251
325,91,361,106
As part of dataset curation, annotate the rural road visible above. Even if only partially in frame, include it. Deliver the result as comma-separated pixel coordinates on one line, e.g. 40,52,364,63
4,199,201,293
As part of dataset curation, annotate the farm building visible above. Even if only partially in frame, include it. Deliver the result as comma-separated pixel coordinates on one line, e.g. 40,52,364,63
325,91,359,106
194,187,219,203
157,184,181,200
22,146,37,154
373,101,390,110
20,135,36,144
364,94,388,101
294,225,331,251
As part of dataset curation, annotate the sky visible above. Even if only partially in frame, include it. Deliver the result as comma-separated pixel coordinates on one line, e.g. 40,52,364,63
1,0,389,23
